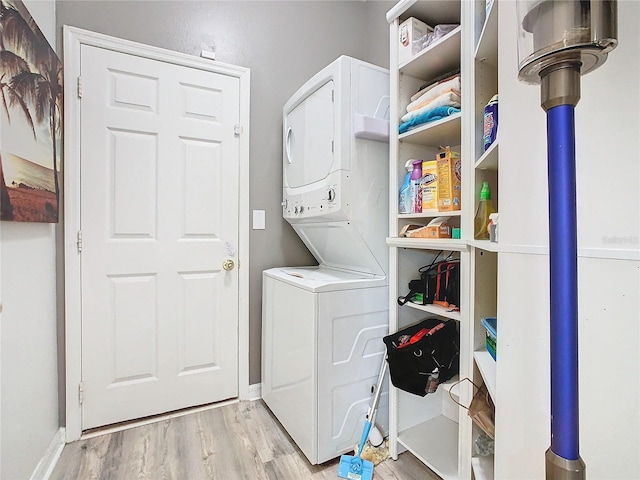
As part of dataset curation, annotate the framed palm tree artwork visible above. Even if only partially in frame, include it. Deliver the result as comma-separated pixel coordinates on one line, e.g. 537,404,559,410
0,0,61,223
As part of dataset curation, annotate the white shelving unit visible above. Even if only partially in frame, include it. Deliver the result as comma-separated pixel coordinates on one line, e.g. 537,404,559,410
386,1,498,479
387,2,640,479
469,1,499,479
386,1,470,479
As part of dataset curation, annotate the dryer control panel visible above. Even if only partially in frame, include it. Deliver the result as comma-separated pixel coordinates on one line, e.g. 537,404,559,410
283,171,350,223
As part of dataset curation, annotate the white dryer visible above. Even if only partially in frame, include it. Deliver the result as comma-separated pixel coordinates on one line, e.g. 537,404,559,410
262,56,390,464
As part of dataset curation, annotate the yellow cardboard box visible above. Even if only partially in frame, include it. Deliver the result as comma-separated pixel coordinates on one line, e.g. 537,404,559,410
421,160,438,211
436,147,461,212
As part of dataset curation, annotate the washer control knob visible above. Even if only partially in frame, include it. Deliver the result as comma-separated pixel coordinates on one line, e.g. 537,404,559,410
281,199,288,209
299,205,304,213
328,188,336,202
294,206,299,214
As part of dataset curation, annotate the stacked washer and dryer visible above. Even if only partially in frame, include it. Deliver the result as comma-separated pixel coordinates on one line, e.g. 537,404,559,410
262,56,390,465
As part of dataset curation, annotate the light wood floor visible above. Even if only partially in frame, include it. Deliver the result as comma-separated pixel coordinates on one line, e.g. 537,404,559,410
51,400,439,480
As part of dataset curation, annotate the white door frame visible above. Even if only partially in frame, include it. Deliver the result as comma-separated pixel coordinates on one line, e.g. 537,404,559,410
63,26,251,442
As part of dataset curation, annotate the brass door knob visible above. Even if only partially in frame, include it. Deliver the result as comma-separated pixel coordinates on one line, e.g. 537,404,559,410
222,259,235,271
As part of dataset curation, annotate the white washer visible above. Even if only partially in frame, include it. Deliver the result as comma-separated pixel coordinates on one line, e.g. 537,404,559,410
262,56,390,464
262,267,389,464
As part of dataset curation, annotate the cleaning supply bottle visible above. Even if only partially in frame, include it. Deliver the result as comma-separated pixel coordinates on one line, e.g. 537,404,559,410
399,161,413,213
474,181,495,240
411,159,423,213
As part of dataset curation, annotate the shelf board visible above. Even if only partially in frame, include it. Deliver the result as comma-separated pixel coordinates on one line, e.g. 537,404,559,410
387,0,461,25
399,112,462,147
474,350,496,404
482,244,640,261
387,237,468,252
398,415,459,480
471,455,495,480
400,26,462,81
470,240,501,253
474,139,499,171
474,1,498,66
404,301,462,322
398,210,461,219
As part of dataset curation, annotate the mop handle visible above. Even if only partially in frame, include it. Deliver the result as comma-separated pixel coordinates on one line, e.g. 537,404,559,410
367,361,388,420
356,421,372,457
356,360,388,456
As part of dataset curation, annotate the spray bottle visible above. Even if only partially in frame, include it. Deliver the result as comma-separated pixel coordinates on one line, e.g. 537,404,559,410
399,160,414,213
474,181,495,240
411,159,423,213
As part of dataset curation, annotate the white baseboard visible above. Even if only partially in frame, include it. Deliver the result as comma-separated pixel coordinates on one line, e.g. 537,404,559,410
30,427,65,480
248,383,261,401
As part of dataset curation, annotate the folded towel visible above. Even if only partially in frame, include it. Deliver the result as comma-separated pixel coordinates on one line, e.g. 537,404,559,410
399,106,460,134
410,82,438,102
408,87,460,113
409,70,461,102
401,91,461,123
407,75,461,112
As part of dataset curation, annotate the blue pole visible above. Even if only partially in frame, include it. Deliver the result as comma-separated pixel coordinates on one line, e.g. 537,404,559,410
546,104,579,461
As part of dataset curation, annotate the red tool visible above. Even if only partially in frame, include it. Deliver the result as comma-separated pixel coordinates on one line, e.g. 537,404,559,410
398,322,445,348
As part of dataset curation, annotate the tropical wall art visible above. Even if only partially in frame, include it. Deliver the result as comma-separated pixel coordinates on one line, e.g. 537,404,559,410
0,0,61,223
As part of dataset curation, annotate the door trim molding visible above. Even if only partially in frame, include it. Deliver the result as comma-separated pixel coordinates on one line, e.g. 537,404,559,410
63,26,251,442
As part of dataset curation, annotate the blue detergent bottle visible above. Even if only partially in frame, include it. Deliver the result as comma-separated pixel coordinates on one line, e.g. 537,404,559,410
399,160,414,213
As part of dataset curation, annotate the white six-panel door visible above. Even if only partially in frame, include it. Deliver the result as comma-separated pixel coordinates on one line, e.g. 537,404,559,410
79,44,240,429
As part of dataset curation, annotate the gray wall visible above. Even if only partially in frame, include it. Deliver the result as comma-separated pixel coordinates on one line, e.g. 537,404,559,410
56,1,394,385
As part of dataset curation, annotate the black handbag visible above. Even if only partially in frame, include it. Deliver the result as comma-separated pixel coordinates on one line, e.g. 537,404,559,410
383,317,459,397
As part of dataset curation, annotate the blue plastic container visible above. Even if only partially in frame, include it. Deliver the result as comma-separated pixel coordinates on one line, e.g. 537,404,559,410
481,317,497,361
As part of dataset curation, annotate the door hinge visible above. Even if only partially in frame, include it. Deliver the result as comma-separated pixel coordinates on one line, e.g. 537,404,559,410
77,230,83,253
234,124,242,136
331,89,334,102
78,382,84,404
77,76,83,99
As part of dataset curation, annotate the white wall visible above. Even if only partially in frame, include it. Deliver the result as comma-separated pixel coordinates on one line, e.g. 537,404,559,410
0,2,60,478
496,1,640,478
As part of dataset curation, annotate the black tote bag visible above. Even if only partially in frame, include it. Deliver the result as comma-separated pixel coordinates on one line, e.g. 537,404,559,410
383,318,460,397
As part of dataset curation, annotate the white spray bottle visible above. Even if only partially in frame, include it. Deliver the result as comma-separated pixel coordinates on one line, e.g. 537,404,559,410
399,160,414,213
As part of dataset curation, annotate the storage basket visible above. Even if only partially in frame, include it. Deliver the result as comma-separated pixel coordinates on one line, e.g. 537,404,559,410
383,317,459,397
481,317,497,360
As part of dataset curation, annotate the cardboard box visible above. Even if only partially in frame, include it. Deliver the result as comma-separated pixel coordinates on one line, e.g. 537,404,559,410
426,217,452,238
436,147,462,212
421,160,438,211
399,217,452,239
399,17,433,64
399,224,429,238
